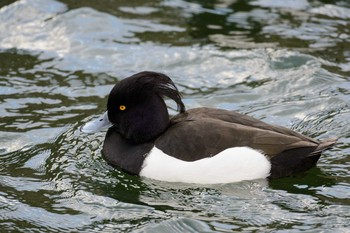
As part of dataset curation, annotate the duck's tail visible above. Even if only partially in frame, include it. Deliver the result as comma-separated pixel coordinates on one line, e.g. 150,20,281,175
270,138,337,179
311,138,337,156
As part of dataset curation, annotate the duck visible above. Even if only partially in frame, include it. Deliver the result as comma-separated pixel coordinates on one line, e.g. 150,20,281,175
81,71,336,184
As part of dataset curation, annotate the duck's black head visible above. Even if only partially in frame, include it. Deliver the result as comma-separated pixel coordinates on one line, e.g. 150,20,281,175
107,71,185,143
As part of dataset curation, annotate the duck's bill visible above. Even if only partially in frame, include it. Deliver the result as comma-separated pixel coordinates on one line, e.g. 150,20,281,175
81,111,113,133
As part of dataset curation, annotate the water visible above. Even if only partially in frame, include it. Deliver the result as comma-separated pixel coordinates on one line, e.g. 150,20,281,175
0,0,349,232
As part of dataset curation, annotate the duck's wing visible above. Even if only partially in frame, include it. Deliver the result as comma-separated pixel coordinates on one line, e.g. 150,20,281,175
155,108,332,162
183,108,317,142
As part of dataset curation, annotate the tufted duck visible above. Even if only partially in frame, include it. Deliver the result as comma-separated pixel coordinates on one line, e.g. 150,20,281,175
82,71,336,184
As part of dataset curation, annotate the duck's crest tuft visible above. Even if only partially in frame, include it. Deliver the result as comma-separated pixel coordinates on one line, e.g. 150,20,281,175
115,71,185,113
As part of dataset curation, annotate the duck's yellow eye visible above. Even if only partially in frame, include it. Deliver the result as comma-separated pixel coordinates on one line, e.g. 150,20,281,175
119,105,126,111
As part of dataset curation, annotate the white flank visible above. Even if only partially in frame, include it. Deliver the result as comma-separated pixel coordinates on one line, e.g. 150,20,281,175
140,147,271,184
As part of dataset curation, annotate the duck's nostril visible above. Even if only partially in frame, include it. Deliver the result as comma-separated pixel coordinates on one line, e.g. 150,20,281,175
81,111,112,133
